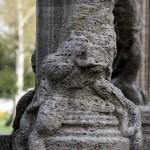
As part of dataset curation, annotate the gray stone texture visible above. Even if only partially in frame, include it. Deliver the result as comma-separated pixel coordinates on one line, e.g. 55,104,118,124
112,0,146,105
138,1,150,150
139,105,150,150
36,0,64,86
12,0,142,150
137,0,150,103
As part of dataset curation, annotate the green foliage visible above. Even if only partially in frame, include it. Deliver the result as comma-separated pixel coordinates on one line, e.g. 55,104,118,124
0,125,13,133
0,44,16,71
24,56,35,90
0,0,36,57
0,112,13,133
0,43,17,98
0,0,36,98
0,70,17,98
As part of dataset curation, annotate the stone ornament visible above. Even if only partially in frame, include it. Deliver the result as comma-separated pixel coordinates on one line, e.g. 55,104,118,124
12,1,142,150
12,36,142,150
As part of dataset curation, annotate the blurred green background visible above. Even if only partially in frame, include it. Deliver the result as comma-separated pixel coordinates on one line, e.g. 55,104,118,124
0,0,36,133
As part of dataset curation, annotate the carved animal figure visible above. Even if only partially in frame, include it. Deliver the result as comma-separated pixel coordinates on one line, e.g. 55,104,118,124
12,36,142,150
93,79,142,150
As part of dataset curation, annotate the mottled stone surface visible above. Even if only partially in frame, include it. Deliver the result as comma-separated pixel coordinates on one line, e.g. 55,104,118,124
13,41,142,150
139,105,150,150
112,0,146,105
12,0,142,150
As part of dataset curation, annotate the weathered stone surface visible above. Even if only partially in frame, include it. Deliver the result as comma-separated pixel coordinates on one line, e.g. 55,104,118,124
137,0,150,102
12,1,142,150
13,43,142,150
139,105,150,150
36,0,64,86
112,0,146,105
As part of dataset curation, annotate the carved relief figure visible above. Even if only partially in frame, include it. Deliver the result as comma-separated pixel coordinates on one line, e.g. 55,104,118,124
12,36,142,150
12,1,142,150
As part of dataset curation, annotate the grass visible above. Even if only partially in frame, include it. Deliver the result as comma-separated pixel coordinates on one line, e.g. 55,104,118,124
0,113,13,133
0,125,13,133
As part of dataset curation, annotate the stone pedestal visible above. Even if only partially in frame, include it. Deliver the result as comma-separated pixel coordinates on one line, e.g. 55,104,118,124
140,105,150,150
45,113,129,150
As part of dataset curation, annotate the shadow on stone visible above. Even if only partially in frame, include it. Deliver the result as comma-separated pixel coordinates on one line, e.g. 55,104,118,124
0,135,11,150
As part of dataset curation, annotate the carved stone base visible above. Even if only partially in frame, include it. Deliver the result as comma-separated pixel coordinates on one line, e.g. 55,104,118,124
139,105,150,150
43,113,130,150
47,136,130,150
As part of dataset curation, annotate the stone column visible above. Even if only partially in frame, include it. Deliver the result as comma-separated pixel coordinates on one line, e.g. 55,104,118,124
138,0,150,102
138,1,150,150
140,105,150,150
36,0,64,86
12,1,142,150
